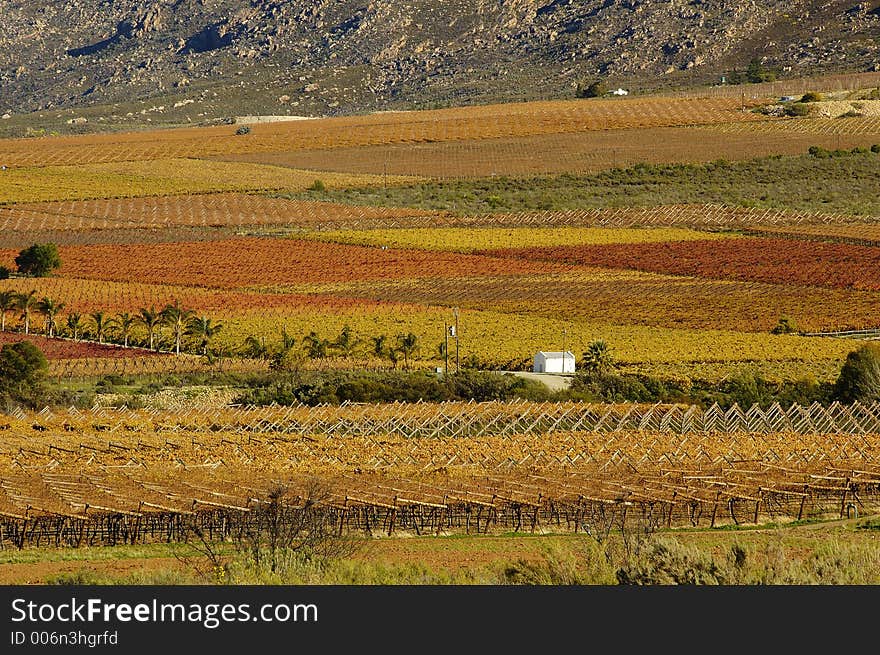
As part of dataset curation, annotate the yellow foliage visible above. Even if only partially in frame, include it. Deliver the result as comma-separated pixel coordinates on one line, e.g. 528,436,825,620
216,306,855,367
0,159,419,204
300,226,734,252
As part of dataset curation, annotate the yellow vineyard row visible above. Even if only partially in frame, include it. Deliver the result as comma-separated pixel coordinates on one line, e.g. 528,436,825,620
300,226,733,252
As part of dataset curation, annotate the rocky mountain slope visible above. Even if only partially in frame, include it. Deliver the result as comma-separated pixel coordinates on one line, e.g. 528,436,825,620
1,0,879,117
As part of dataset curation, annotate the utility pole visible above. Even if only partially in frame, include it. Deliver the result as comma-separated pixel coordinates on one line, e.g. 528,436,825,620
444,322,449,376
453,307,460,374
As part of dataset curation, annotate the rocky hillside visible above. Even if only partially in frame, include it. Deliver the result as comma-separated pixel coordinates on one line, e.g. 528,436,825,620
1,0,879,117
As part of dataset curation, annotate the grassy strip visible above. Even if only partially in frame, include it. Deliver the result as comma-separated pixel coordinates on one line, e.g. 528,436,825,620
6,516,879,585
291,150,880,216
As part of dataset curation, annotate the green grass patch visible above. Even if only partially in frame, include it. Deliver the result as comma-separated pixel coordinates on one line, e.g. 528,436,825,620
289,150,880,216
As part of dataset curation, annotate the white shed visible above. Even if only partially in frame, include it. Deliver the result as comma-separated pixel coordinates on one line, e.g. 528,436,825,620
533,351,575,374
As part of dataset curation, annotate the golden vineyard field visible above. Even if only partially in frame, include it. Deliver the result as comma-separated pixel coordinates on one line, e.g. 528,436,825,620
0,96,768,168
0,91,878,383
1,402,879,547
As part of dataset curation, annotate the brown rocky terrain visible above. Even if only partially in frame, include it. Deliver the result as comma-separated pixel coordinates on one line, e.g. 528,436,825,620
0,1,878,119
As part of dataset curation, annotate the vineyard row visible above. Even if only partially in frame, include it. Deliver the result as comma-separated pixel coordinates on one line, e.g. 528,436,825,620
1,464,878,549
10,400,880,438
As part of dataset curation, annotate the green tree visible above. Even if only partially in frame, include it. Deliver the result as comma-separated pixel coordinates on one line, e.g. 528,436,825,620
279,328,297,352
161,300,195,355
89,310,111,344
241,335,269,360
36,297,64,338
334,324,360,358
834,344,880,403
576,80,607,98
267,328,299,370
0,341,48,407
726,69,744,85
371,334,388,360
0,290,16,331
15,290,38,335
746,58,775,83
582,340,614,374
137,306,163,351
66,312,84,341
395,332,419,371
115,312,137,347
186,315,223,355
303,331,329,359
14,243,61,277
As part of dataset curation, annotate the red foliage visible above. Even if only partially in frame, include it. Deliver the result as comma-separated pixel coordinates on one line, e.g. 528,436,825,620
0,238,563,289
481,238,880,290
0,333,164,360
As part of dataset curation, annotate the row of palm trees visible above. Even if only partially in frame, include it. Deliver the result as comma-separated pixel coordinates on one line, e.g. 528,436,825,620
1,289,430,368
0,291,223,356
243,327,423,370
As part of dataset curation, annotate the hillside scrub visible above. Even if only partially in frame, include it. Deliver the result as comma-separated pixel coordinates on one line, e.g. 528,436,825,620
307,149,880,216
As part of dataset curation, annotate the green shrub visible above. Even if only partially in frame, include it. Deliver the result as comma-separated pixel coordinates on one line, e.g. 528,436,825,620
233,370,555,406
616,538,730,585
234,125,251,135
576,80,607,98
872,144,880,153
833,344,880,403
785,102,810,117
0,341,48,407
15,242,61,277
771,316,798,334
501,542,616,585
800,91,824,102
746,58,776,83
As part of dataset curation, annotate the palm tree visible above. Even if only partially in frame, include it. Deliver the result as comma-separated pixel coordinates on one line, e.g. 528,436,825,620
0,290,17,332
371,334,388,361
240,335,268,360
395,332,419,371
137,306,162,351
279,327,297,351
114,312,137,348
582,340,614,374
186,315,223,355
303,331,329,359
37,297,65,338
16,290,38,334
66,312,84,341
161,300,195,355
90,310,111,344
334,324,360,358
